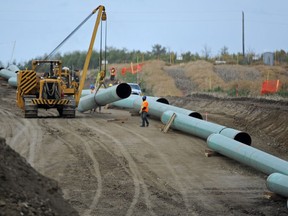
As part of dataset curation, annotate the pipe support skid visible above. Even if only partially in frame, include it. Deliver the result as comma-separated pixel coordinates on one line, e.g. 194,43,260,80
207,134,288,175
266,173,288,198
133,97,202,119
77,83,131,113
161,110,251,144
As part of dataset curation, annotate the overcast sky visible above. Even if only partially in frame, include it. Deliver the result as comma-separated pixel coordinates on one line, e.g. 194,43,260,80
1,0,287,65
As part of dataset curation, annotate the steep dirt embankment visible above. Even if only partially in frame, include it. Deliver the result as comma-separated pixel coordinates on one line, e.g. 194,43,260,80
0,138,79,216
167,94,288,157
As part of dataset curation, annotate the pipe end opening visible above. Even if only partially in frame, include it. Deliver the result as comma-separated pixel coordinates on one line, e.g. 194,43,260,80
189,112,203,120
234,132,252,146
156,98,169,104
116,83,132,99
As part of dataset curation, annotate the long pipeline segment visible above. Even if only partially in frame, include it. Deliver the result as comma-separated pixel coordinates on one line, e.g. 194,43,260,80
77,83,131,112
111,95,170,109
207,134,288,175
132,96,203,119
161,110,251,145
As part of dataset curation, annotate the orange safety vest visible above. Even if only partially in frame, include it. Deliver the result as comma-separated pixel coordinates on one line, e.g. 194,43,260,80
141,101,149,112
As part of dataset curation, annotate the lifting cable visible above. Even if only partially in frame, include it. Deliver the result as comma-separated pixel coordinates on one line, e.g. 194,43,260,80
44,11,95,61
99,16,107,72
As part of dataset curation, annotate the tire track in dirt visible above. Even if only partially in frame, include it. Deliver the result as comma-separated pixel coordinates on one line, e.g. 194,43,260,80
24,119,44,167
80,119,154,216
38,119,103,216
0,106,47,172
112,123,195,215
0,107,16,143
81,122,145,216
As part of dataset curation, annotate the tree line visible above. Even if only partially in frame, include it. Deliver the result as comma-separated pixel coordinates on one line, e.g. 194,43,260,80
1,44,288,69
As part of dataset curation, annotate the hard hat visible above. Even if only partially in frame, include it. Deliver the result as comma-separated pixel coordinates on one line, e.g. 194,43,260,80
142,96,146,100
90,84,95,89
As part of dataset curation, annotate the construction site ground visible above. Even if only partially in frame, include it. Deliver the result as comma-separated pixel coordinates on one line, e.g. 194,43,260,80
1,61,288,215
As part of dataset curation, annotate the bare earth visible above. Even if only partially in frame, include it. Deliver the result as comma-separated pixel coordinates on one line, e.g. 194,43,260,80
1,75,288,215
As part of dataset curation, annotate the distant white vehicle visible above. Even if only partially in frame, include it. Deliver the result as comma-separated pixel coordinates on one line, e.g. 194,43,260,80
128,83,142,95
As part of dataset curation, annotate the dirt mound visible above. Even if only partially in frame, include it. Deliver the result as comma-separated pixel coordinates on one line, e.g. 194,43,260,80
139,60,288,97
0,137,79,216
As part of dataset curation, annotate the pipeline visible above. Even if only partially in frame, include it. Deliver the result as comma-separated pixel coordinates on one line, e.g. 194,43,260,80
132,96,202,119
161,110,251,145
266,173,288,198
77,83,131,112
110,95,169,110
0,65,19,80
207,133,288,175
8,77,17,87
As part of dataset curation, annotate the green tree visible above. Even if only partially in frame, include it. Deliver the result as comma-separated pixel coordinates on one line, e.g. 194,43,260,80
152,44,166,59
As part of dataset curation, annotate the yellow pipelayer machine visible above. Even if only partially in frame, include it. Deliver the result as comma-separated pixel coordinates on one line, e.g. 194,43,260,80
16,6,106,118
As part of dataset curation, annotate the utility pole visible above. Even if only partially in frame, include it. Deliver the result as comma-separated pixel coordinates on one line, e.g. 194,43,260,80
242,11,245,59
9,41,16,65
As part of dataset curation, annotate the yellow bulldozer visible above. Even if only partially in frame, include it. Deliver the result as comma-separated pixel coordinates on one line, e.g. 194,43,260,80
16,5,106,118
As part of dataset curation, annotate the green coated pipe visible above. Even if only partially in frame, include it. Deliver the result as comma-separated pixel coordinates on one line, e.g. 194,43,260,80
0,68,17,79
207,134,288,175
266,173,288,198
0,65,19,79
161,110,251,145
111,95,169,109
111,94,141,109
8,76,17,87
77,83,131,112
133,97,202,119
220,128,251,145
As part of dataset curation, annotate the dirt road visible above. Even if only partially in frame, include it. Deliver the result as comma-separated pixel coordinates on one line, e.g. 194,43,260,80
0,79,287,216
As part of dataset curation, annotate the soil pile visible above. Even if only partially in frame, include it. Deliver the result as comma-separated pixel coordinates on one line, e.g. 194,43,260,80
0,137,79,216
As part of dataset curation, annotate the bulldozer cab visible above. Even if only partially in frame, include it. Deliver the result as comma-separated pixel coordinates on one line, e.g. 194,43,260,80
33,60,64,100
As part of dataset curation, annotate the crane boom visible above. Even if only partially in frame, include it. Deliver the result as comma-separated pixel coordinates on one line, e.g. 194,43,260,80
16,6,107,118
75,5,106,104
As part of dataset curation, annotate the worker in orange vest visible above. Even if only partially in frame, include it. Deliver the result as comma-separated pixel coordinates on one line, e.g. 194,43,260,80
139,96,149,127
110,67,116,81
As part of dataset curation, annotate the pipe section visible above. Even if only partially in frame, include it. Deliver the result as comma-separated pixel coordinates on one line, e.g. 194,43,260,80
8,76,17,87
7,65,20,72
207,134,288,175
77,83,131,112
266,173,288,198
161,110,251,144
220,128,252,146
0,68,17,79
110,95,169,109
133,97,202,119
111,94,141,109
81,89,92,97
0,65,19,79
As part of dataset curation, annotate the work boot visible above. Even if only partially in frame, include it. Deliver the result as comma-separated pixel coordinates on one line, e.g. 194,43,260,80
146,123,149,127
